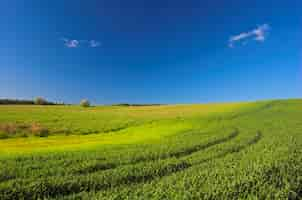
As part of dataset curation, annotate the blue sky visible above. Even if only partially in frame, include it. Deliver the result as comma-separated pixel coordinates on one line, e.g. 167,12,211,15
0,0,301,104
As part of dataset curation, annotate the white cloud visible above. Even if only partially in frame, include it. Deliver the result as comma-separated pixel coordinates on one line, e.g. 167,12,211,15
89,40,101,48
253,24,270,42
61,38,101,48
62,38,80,48
229,24,270,47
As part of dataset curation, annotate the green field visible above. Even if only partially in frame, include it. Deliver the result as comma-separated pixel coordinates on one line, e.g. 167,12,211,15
0,99,302,199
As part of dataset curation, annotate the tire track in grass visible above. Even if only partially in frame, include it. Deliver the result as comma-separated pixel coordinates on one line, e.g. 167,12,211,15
75,129,239,175
0,128,238,184
0,101,268,183
0,131,262,200
56,131,263,200
0,128,236,183
0,120,163,184
193,131,262,165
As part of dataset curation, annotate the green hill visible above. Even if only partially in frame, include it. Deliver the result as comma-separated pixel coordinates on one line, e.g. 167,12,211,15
0,99,301,199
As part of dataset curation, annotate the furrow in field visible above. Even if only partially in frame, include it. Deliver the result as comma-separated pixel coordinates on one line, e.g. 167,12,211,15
75,129,239,175
57,131,263,200
61,131,264,200
0,131,262,200
0,128,237,183
193,131,262,165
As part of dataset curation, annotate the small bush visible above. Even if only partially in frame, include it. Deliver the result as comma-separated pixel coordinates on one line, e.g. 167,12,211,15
0,123,17,135
0,131,9,139
34,97,48,105
80,99,90,107
37,128,49,137
30,123,49,137
0,123,50,138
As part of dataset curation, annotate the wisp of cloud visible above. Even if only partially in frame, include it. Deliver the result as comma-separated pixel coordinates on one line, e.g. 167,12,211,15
229,24,270,47
61,38,100,48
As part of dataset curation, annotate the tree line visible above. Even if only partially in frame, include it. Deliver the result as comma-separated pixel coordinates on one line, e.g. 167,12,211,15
0,98,58,105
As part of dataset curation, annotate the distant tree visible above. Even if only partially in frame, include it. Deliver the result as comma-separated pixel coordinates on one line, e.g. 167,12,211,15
80,99,90,107
34,97,48,105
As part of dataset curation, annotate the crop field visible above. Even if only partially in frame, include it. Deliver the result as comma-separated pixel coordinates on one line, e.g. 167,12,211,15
0,99,302,199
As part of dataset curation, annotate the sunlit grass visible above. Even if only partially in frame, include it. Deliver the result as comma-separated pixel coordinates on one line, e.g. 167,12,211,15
0,102,249,154
1,99,301,199
0,120,194,154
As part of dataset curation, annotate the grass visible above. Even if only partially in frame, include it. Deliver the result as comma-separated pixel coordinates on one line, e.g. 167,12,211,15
0,99,301,199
